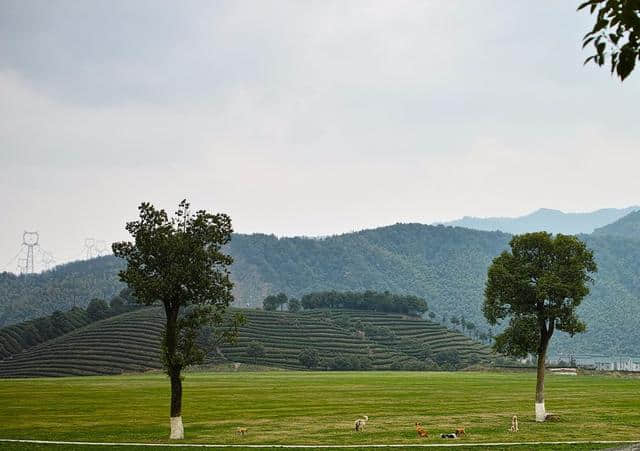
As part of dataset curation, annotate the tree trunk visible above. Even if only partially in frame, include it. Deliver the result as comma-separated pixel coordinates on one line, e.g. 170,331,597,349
535,338,549,422
169,371,184,439
165,307,184,439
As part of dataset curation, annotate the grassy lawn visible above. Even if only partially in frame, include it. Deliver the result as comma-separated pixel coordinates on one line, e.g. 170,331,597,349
0,370,638,450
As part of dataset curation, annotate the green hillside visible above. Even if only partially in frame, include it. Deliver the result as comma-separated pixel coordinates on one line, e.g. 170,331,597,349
592,209,640,240
0,256,123,327
229,225,511,317
553,234,640,354
0,307,491,377
2,223,640,355
229,225,640,355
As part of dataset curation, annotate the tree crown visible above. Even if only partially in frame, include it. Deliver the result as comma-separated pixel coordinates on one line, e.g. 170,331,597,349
112,200,240,371
112,200,234,312
483,232,597,357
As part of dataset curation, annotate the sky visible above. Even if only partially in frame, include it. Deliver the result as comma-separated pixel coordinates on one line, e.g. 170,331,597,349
1,0,639,270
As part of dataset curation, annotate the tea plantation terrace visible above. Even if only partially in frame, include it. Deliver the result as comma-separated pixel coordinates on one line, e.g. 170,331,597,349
0,307,492,377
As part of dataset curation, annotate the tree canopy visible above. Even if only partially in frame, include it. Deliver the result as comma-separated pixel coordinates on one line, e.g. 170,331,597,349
300,290,427,316
580,0,640,81
87,298,110,322
288,298,301,313
263,293,288,311
298,348,320,369
484,233,597,357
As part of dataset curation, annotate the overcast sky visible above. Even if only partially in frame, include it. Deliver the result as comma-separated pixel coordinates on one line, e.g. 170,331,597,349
1,0,639,269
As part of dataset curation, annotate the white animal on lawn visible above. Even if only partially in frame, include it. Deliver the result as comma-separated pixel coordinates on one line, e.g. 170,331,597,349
510,415,519,432
354,415,369,431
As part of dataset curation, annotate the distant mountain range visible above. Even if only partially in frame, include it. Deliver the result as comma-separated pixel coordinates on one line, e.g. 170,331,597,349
441,206,639,235
1,207,639,356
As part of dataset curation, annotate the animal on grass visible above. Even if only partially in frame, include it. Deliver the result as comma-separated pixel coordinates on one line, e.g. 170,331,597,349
415,422,428,437
440,432,458,439
455,427,466,436
545,413,561,422
509,415,519,432
235,427,247,436
354,415,369,432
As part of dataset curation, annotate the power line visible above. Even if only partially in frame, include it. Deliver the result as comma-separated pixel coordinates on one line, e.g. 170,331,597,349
3,249,24,272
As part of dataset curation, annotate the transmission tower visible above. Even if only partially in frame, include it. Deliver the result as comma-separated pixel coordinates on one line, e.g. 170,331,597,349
17,258,27,274
21,231,39,274
84,238,96,259
3,231,55,274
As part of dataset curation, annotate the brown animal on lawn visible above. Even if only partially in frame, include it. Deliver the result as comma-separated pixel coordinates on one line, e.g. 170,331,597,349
415,422,428,437
455,427,466,436
236,427,247,436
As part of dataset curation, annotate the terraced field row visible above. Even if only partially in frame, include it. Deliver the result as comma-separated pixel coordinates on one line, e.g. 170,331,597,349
317,310,491,363
0,308,91,359
213,309,491,369
0,307,493,377
0,308,164,377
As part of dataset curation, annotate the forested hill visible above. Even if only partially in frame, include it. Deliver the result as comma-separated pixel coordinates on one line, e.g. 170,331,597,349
0,256,123,327
562,234,640,354
228,224,510,315
592,210,640,240
1,223,640,354
228,225,640,355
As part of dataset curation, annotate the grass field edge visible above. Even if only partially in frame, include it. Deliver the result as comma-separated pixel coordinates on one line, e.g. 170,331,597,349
1,438,639,448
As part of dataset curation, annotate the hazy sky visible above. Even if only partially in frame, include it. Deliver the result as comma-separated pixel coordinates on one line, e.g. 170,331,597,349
1,1,639,269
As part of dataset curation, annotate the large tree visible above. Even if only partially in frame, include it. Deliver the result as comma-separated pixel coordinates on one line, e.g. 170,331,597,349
483,232,597,422
263,293,288,311
580,0,640,81
112,200,242,439
298,348,320,369
288,298,301,313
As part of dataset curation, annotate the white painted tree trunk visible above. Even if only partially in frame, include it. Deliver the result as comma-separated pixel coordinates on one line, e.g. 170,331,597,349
170,416,184,439
535,402,546,422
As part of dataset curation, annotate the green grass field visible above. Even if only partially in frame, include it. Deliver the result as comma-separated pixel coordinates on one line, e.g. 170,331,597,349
0,370,638,450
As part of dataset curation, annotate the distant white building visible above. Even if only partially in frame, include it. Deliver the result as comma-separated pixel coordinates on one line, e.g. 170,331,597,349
594,361,614,371
595,358,640,372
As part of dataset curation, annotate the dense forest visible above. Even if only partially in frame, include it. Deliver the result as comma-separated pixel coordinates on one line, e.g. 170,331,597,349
592,210,640,240
299,291,428,316
0,256,124,327
555,234,640,354
1,220,639,354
